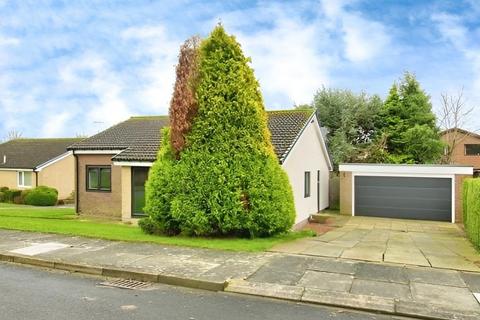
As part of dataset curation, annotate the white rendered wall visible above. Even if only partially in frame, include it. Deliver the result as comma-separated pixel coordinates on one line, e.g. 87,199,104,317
282,116,331,224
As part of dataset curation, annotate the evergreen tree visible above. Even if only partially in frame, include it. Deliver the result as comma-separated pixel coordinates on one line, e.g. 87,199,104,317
141,26,295,237
380,72,443,163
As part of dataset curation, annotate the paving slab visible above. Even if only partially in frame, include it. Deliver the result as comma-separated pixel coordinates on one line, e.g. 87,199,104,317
341,242,385,262
406,267,466,287
350,279,411,300
395,300,480,320
300,242,345,257
298,270,353,292
425,253,480,272
461,272,480,292
410,282,480,311
308,257,357,275
383,247,430,266
226,279,304,301
301,288,395,314
355,262,408,284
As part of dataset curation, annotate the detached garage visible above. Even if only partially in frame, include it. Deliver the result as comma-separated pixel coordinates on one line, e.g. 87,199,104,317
339,164,473,223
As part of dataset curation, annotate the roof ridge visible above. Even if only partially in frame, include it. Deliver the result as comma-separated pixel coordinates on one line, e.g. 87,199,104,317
266,108,315,113
129,115,169,120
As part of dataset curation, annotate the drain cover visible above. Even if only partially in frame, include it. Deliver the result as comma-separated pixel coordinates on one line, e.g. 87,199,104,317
98,279,151,290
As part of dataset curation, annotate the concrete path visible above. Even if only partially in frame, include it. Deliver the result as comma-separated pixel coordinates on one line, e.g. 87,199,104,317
273,216,480,272
1,228,480,319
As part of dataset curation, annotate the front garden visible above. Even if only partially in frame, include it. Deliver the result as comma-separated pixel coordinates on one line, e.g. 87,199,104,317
0,203,313,252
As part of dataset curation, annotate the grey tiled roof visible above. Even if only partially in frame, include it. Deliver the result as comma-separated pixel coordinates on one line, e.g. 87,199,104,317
69,110,317,163
0,138,83,169
267,110,314,162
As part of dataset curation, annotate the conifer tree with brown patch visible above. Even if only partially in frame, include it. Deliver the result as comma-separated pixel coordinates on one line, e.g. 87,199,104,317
169,36,200,158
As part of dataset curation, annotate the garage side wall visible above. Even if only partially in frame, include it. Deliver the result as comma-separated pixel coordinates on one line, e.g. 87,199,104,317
339,171,352,216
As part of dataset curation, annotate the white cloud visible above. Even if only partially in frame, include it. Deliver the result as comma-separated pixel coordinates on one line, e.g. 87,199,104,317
216,4,333,107
41,111,73,137
235,19,331,107
432,12,480,130
58,52,131,131
320,0,390,63
122,25,181,114
0,35,19,46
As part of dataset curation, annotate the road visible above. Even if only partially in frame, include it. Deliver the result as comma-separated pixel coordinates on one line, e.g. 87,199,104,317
0,262,413,320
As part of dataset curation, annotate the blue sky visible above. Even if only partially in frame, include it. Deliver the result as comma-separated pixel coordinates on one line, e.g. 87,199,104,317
0,0,479,138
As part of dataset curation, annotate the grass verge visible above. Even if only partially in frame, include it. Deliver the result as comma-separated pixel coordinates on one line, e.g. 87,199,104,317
0,203,314,252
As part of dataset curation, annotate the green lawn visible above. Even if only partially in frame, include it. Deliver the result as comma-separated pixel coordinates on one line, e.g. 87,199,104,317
0,203,314,252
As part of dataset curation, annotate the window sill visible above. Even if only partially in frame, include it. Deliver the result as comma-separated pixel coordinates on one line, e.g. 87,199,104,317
86,189,112,193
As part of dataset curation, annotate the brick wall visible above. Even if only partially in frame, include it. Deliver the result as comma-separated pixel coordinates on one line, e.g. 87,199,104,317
442,131,480,169
76,154,122,219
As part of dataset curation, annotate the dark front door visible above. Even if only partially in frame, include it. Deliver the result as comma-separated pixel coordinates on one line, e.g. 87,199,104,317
132,167,149,217
354,176,452,221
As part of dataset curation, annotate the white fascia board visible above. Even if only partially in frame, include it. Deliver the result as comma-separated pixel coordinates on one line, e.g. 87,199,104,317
73,150,123,155
35,151,72,172
339,164,473,175
0,168,34,171
113,161,153,167
283,112,333,171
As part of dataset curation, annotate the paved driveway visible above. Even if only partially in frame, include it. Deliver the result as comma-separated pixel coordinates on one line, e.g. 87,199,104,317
273,216,480,272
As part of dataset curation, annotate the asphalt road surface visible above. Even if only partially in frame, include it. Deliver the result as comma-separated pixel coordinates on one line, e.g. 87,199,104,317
0,262,414,320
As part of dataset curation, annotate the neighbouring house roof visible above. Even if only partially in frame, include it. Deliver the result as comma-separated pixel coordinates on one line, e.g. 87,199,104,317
69,109,330,165
440,128,480,140
0,138,84,170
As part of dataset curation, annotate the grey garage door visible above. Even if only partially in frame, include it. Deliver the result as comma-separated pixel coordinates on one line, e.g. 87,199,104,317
354,176,452,221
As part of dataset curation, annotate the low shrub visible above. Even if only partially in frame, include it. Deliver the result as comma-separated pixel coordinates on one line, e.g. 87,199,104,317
0,191,5,202
463,179,480,249
3,189,22,203
0,186,9,192
23,186,58,206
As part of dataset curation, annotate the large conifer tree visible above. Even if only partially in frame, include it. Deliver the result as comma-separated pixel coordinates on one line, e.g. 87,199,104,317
141,26,295,237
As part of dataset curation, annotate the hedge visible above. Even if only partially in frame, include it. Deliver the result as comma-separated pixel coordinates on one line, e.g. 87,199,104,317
463,178,480,249
23,186,58,206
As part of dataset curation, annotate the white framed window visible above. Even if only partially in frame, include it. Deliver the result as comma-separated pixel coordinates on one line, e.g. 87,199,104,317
17,171,33,188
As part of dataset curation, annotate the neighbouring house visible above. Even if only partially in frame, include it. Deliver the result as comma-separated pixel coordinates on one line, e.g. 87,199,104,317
0,138,83,199
339,163,473,223
68,109,333,226
441,128,480,177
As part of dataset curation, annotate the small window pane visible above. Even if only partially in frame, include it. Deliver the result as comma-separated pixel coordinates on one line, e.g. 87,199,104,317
23,172,32,186
304,171,311,198
465,144,480,156
18,172,23,186
88,168,99,189
100,168,111,190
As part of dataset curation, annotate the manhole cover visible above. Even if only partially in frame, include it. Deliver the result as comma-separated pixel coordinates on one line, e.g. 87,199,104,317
98,279,151,290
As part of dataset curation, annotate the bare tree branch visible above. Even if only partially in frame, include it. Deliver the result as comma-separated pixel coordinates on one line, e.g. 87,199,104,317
438,88,476,163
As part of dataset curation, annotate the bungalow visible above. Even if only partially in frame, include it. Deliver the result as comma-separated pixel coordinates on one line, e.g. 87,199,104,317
68,109,333,226
0,138,83,199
